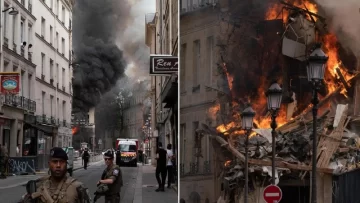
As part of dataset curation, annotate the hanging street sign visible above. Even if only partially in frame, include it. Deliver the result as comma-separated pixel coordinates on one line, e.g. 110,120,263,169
0,72,20,94
149,55,178,75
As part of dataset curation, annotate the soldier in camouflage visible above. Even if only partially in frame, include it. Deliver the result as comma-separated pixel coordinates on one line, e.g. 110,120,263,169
19,147,91,203
97,150,123,203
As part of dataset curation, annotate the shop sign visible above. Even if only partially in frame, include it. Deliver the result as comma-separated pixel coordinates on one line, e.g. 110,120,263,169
1,73,20,94
150,55,178,75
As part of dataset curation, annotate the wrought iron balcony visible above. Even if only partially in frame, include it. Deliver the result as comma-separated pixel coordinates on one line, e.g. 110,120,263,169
180,161,212,177
28,52,32,62
3,94,36,113
21,45,25,57
3,37,8,48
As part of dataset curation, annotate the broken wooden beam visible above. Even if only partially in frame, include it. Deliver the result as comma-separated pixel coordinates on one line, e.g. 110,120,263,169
317,104,348,168
292,73,360,121
336,68,350,90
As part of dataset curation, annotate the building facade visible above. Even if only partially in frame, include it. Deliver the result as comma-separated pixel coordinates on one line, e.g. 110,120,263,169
0,0,36,157
30,0,72,168
180,0,223,202
145,0,178,167
122,81,148,140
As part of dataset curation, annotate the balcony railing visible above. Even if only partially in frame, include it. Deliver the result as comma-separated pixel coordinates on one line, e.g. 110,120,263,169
3,94,36,112
28,3,32,13
20,46,25,57
21,0,25,5
3,37,8,47
28,52,32,62
180,161,212,177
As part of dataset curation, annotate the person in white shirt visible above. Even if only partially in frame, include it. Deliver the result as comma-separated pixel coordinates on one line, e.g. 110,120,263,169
166,144,174,188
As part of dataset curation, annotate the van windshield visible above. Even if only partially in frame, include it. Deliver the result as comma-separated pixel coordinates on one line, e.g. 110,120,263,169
119,144,137,152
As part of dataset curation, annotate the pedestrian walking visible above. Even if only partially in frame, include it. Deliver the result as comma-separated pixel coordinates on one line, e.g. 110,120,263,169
96,150,123,203
19,147,91,203
155,142,167,192
166,144,174,188
82,148,90,170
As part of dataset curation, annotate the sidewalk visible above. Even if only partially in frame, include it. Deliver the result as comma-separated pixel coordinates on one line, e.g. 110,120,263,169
0,155,103,189
133,165,177,203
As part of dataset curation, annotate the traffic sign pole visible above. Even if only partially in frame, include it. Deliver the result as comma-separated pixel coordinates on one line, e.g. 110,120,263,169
263,185,282,203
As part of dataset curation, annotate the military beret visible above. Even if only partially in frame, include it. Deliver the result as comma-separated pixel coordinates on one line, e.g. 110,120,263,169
50,147,68,160
103,150,114,159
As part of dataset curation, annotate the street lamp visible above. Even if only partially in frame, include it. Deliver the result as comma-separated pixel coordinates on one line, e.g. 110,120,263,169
2,7,19,15
266,82,282,185
306,44,328,203
241,106,255,203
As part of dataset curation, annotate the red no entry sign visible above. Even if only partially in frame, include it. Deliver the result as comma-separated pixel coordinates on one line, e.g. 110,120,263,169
263,185,282,203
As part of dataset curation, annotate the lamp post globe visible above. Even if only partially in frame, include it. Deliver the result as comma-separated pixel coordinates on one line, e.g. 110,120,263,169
241,107,255,130
266,82,283,111
307,44,329,82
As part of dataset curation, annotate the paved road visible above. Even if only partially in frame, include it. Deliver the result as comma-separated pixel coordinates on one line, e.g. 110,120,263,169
0,161,139,203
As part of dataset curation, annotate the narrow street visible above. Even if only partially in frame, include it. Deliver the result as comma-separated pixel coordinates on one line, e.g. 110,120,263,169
0,161,138,203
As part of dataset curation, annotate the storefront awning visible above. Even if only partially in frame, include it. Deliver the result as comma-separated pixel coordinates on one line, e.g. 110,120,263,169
23,122,55,135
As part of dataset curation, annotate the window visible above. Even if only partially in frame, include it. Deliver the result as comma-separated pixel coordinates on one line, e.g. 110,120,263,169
12,15,17,43
20,20,24,43
180,43,186,92
62,6,65,22
56,0,59,16
61,38,65,54
3,4,8,38
41,53,45,75
50,26,53,44
56,32,59,49
69,19,72,30
50,95,54,117
42,92,45,115
50,59,54,80
62,101,66,121
207,36,214,86
62,68,65,87
193,40,200,87
56,63,59,84
28,74,32,99
28,24,32,44
180,124,186,166
41,17,45,37
57,98,60,119
21,71,25,96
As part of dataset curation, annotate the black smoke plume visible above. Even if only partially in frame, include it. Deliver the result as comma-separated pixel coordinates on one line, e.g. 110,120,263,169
72,0,131,115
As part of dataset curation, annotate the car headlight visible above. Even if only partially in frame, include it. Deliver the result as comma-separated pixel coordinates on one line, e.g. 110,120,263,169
131,156,136,160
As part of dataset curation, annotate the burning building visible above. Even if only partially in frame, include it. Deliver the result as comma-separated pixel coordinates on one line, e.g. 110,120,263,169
181,0,360,202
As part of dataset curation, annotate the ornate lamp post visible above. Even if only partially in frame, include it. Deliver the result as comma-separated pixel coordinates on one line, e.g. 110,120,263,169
241,107,255,203
306,44,328,203
266,82,283,185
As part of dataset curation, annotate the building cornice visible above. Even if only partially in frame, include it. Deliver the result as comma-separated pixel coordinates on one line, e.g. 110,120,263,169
13,0,36,21
39,0,71,33
3,46,36,68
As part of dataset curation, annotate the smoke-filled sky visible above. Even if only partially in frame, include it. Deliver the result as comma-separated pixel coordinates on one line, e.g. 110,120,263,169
117,0,156,83
72,0,155,114
314,0,360,55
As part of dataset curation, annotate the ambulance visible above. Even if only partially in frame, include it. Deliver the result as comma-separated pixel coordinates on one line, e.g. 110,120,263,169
115,138,138,167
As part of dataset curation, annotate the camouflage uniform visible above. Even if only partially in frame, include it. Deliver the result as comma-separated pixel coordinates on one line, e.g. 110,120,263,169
101,164,123,203
20,147,91,203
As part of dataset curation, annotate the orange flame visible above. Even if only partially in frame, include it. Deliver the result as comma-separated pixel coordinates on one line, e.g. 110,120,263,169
210,0,354,137
72,127,79,135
